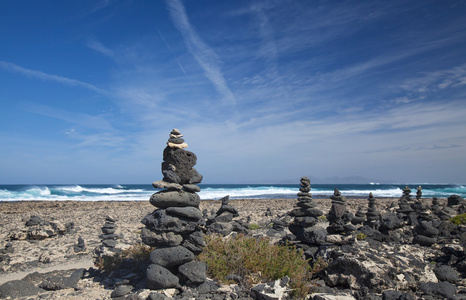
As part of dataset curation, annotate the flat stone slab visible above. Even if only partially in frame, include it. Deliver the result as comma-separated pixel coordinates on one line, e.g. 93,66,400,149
150,190,200,209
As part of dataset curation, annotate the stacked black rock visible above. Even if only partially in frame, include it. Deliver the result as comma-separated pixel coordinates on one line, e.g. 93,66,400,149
327,188,355,235
413,208,440,247
447,195,466,214
266,218,288,238
416,186,422,200
364,193,380,229
96,216,119,257
206,195,247,236
288,177,325,244
351,208,365,225
141,129,206,290
74,237,86,253
431,197,440,214
396,186,414,221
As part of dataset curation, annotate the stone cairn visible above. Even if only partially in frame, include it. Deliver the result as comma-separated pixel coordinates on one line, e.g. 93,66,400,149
288,177,326,244
411,186,424,214
206,195,247,236
140,129,206,290
431,197,440,214
364,192,380,229
416,186,422,200
95,216,119,257
413,206,440,247
396,186,414,222
327,188,355,235
351,208,365,226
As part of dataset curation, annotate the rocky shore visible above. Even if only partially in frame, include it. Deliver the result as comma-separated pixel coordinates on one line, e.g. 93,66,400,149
0,129,464,299
1,194,462,299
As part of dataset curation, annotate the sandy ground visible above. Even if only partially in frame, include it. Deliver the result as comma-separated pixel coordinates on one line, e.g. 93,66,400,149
0,197,434,285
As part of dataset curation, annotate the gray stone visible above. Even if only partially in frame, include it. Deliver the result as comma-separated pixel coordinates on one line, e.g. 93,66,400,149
149,246,194,267
39,268,85,290
166,206,203,220
142,209,205,233
0,280,45,298
111,284,132,298
215,212,234,223
102,239,117,248
178,261,207,284
26,215,44,226
184,230,206,247
379,213,403,232
183,184,201,193
419,281,456,299
412,235,436,247
146,264,179,290
152,180,183,191
150,190,200,208
141,228,183,247
381,290,401,300
447,194,464,206
207,222,233,236
162,147,200,184
302,227,327,245
434,264,459,283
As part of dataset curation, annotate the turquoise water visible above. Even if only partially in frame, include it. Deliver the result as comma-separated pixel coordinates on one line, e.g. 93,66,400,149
0,183,464,201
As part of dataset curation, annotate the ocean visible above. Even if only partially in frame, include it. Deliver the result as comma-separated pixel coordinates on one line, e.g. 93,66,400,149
0,183,465,202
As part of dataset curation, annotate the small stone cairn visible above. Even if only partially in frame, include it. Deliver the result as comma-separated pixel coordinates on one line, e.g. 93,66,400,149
95,216,119,257
396,186,414,222
140,129,206,290
351,208,366,225
206,195,247,236
431,197,440,214
327,188,355,235
288,177,325,243
413,207,440,247
364,192,380,229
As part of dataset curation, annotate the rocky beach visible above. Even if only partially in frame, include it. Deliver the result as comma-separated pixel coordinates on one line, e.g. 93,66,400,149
0,128,465,299
1,194,464,299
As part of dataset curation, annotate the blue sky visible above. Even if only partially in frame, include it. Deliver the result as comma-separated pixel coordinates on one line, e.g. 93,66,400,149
1,0,466,184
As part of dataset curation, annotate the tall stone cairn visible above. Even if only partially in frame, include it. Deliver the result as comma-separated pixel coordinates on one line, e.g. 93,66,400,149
327,188,355,234
364,193,380,229
396,186,414,220
416,186,422,201
141,129,207,290
288,177,325,244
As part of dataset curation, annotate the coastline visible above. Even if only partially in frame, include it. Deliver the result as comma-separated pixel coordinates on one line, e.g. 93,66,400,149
0,197,449,291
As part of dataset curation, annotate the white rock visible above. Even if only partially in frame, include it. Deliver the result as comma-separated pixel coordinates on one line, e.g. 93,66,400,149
167,142,188,149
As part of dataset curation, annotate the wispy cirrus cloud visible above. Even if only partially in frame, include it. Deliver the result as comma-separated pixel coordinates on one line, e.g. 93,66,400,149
165,0,236,106
0,61,107,94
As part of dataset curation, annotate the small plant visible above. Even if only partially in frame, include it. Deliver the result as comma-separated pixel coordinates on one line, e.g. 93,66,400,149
317,215,327,221
94,243,153,274
198,233,318,299
356,233,367,240
248,223,261,230
450,213,466,226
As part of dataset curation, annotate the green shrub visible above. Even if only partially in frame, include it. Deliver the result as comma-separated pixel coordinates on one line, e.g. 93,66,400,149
198,233,319,299
248,223,261,230
356,233,367,240
94,243,153,274
450,213,466,225
317,215,327,221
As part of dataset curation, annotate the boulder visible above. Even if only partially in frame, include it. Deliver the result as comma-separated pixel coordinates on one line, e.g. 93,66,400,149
150,190,201,208
0,280,45,298
146,264,180,290
178,261,207,284
141,228,183,247
142,209,205,233
149,246,194,268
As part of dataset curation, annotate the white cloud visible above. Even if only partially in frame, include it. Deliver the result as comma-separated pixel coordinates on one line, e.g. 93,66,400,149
0,61,107,94
165,0,236,106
